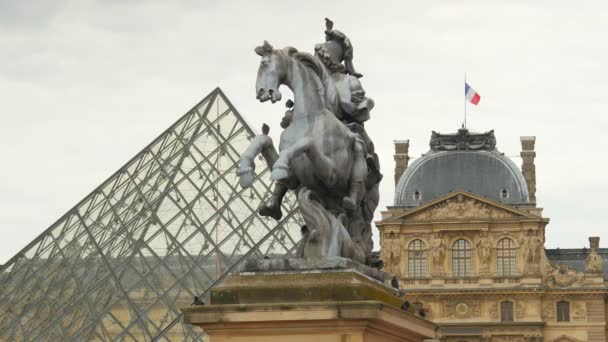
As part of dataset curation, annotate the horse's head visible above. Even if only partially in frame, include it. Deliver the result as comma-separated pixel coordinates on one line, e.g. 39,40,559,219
255,40,283,103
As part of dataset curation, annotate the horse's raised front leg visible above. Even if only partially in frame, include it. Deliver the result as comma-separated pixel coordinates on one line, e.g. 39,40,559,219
239,133,278,188
343,135,367,212
271,136,337,186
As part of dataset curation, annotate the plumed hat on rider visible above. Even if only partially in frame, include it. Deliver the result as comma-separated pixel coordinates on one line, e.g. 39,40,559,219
314,18,363,78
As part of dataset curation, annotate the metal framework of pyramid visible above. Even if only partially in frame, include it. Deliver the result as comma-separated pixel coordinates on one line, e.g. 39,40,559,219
0,88,303,341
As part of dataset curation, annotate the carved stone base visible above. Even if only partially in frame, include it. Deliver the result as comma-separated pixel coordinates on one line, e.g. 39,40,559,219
182,270,438,342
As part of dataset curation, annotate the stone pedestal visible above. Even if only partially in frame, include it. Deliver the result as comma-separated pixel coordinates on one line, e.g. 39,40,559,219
182,267,439,342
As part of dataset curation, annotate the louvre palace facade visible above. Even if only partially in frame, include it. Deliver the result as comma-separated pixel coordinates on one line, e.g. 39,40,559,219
377,128,607,342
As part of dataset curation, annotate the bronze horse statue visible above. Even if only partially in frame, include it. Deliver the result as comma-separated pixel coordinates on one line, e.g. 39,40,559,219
239,41,377,264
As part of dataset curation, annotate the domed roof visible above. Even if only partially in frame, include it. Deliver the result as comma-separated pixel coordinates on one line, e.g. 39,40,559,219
394,129,530,207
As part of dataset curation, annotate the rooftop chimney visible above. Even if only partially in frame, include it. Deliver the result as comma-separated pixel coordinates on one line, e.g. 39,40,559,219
394,140,410,186
520,136,536,204
590,236,600,249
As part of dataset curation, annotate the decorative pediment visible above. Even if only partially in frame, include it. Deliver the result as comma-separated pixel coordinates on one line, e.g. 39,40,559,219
548,335,583,342
390,191,531,222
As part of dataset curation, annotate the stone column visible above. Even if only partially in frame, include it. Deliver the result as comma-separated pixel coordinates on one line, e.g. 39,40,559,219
394,140,410,186
520,136,536,204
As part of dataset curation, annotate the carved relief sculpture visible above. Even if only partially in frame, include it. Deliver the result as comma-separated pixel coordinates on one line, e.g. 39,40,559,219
444,299,481,318
572,302,586,321
546,264,584,288
541,302,555,319
488,302,499,320
515,301,527,319
411,194,514,221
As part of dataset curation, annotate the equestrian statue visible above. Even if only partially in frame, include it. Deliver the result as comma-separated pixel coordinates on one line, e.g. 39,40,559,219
238,19,382,266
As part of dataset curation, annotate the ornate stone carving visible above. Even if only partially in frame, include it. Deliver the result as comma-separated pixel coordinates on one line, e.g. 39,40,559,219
546,264,584,288
541,302,555,319
572,302,586,321
444,299,481,318
477,232,492,266
492,336,524,342
240,19,382,265
381,233,401,273
585,249,603,273
411,194,513,221
523,335,543,342
515,301,527,319
429,128,496,151
430,233,446,275
521,230,543,275
488,302,499,320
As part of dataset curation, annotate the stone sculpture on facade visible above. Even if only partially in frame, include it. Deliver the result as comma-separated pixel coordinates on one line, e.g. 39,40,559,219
239,19,382,266
477,231,492,264
586,236,603,274
586,249,603,273
521,230,543,275
430,233,446,275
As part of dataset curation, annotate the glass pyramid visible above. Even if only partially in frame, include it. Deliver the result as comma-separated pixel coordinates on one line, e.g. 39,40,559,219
0,88,303,341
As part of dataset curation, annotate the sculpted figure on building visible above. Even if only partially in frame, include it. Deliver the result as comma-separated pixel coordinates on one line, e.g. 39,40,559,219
586,249,603,273
239,19,382,266
477,231,492,265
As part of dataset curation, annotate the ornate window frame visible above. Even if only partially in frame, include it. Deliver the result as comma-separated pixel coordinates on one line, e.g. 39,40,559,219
557,301,570,322
451,238,473,277
407,239,428,278
496,237,517,276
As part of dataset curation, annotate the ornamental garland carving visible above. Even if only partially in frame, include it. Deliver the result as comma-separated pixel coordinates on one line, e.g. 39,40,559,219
444,299,481,318
410,195,513,220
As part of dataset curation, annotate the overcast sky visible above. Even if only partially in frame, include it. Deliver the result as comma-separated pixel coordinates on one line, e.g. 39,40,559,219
1,0,607,264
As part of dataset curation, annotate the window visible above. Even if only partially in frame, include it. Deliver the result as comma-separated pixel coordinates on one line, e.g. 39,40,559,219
500,188,509,199
452,239,472,277
497,238,517,276
557,301,570,322
408,240,427,277
501,301,514,321
413,190,421,200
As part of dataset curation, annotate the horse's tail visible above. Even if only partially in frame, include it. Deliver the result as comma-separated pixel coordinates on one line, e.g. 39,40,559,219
297,187,330,245
297,187,354,259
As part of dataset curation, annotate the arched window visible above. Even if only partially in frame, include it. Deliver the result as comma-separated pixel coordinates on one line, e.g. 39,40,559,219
557,301,570,322
501,301,514,321
497,238,517,276
408,240,427,277
452,239,472,277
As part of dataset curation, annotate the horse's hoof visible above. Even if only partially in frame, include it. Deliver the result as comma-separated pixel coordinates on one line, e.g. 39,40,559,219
343,197,357,212
259,204,283,220
271,165,289,181
238,168,255,188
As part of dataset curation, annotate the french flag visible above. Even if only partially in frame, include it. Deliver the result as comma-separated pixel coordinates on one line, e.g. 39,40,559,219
465,83,481,105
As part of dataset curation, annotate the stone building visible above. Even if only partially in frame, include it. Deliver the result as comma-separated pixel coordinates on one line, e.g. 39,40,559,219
377,128,607,342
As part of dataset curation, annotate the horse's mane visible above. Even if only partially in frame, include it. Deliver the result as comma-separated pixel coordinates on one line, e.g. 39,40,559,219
282,47,330,90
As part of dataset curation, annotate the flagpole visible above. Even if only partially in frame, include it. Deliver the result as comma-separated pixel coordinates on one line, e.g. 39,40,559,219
464,72,467,129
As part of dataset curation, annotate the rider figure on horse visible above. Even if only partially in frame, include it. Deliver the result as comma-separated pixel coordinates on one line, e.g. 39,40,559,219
315,18,374,126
